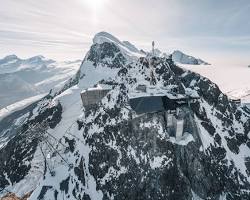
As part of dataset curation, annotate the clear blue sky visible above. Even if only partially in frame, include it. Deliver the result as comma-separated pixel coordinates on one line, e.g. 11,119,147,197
0,0,249,65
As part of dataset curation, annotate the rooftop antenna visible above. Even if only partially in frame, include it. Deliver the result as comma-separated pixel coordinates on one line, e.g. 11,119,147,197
149,41,157,85
152,41,155,57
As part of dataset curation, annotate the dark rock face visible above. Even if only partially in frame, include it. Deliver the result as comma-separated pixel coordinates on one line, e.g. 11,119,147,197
60,176,70,194
83,109,178,199
87,42,126,68
0,98,41,145
0,97,62,190
74,157,85,185
75,88,249,199
38,186,53,200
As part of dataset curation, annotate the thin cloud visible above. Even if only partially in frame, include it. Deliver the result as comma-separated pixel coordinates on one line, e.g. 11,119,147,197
0,0,249,63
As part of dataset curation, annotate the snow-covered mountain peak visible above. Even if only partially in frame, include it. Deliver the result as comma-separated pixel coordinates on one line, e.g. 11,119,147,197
93,31,122,45
2,54,19,60
29,55,45,59
0,55,55,69
24,55,55,66
92,31,144,59
172,50,210,65
26,55,45,61
92,32,210,66
0,55,20,65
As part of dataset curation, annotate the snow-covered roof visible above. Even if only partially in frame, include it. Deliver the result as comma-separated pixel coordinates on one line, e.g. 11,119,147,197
128,85,187,100
81,84,112,94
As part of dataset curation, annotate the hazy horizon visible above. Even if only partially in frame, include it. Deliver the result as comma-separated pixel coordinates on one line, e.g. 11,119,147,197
0,0,249,66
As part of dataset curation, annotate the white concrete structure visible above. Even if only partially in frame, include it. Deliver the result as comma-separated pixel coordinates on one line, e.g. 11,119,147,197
165,110,185,140
175,118,184,141
166,112,173,127
80,85,111,107
136,84,147,93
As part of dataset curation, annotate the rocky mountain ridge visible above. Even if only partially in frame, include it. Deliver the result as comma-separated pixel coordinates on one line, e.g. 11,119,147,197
0,32,250,200
172,50,210,65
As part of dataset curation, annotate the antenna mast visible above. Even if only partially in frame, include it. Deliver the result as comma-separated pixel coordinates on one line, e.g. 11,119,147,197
149,41,157,85
152,41,155,57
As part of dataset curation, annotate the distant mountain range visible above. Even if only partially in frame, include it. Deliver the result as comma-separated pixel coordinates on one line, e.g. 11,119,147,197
172,50,210,65
0,55,81,109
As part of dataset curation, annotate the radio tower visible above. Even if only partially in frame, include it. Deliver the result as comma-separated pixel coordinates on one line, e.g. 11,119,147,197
149,41,156,85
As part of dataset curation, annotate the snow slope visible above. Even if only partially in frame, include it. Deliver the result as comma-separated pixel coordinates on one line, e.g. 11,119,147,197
0,93,47,121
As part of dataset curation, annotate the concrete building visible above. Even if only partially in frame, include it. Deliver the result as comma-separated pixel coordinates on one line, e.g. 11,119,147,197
129,95,193,115
80,85,111,107
164,108,185,140
129,93,198,140
172,111,185,141
135,84,147,93
166,112,174,127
